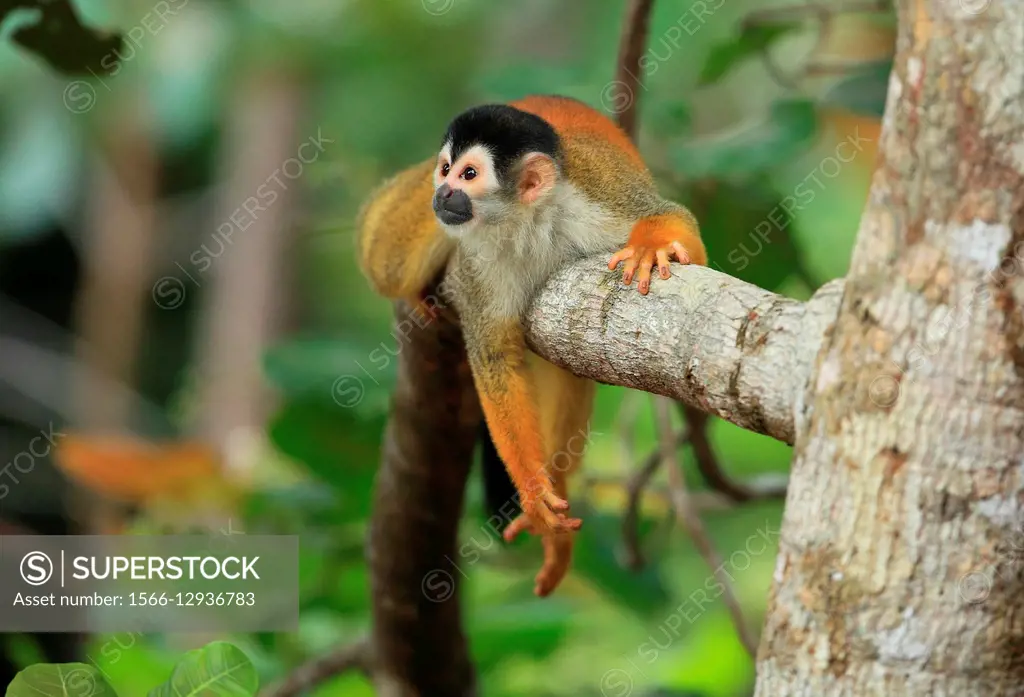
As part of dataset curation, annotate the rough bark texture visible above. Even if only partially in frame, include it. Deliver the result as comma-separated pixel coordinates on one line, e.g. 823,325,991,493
755,1,1024,695
526,263,844,445
368,298,480,697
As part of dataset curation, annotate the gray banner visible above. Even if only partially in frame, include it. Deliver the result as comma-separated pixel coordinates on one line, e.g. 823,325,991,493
0,535,299,632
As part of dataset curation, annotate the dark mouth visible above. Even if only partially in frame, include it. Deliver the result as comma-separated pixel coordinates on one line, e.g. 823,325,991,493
436,208,473,226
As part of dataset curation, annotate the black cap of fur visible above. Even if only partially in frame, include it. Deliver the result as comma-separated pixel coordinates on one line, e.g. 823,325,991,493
441,104,561,185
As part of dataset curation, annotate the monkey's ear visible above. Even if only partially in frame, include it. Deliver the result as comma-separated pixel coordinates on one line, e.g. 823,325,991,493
516,153,557,205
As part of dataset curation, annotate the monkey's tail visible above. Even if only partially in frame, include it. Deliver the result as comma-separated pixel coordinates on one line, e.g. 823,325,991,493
479,421,520,529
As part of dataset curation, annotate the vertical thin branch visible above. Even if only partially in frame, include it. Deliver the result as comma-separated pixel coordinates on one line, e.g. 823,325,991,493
73,97,158,434
71,92,159,533
191,71,304,475
653,396,759,656
616,389,643,478
614,0,657,138
621,430,687,570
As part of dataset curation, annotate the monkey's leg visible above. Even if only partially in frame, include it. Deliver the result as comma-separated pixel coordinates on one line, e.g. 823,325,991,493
461,312,582,535
505,355,596,596
608,211,707,294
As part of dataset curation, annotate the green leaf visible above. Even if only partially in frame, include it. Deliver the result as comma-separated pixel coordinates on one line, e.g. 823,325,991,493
6,664,116,697
4,2,123,77
148,642,258,697
671,99,817,180
697,22,802,86
821,60,893,118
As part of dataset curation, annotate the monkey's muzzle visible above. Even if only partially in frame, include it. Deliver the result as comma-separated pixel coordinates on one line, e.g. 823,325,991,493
433,183,473,225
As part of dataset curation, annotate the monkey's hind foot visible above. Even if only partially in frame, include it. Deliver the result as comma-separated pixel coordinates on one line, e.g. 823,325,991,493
508,488,582,538
503,513,576,597
535,532,574,597
503,503,581,543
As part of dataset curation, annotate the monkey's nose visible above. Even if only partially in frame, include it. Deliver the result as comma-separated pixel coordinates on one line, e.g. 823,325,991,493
433,184,473,225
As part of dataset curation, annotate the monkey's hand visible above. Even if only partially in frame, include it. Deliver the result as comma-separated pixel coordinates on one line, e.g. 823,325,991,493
512,481,582,536
608,212,706,295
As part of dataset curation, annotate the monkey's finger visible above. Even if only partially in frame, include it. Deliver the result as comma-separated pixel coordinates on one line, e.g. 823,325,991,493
621,254,641,285
608,247,635,270
535,505,582,535
503,514,535,543
671,242,692,265
656,249,671,279
556,515,583,533
636,251,655,295
542,490,570,511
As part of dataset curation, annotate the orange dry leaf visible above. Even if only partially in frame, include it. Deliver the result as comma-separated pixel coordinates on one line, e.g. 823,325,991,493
55,433,223,504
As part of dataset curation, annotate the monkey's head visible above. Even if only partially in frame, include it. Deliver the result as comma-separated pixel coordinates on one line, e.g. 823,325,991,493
432,104,561,236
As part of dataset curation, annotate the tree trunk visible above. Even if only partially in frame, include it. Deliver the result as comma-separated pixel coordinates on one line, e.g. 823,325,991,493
755,1,1024,694
191,71,303,471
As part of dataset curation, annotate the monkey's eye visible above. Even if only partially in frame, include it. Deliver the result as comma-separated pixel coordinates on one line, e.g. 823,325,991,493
440,163,450,177
461,166,477,181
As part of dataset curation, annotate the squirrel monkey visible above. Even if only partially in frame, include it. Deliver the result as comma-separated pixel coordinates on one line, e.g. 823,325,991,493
358,95,705,596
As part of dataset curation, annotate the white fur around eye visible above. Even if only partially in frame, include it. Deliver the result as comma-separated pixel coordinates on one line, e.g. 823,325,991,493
453,144,499,192
435,141,454,185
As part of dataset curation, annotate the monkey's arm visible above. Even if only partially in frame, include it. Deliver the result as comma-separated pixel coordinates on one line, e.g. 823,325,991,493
356,159,455,301
455,281,582,534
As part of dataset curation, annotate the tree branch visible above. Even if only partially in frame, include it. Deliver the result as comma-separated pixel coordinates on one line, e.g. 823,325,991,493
259,640,372,697
525,262,844,445
653,395,759,656
681,404,787,502
0,0,122,76
613,0,656,136
620,429,681,570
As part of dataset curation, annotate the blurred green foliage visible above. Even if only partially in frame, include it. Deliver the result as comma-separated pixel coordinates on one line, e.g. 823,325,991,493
0,0,894,695
5,641,257,697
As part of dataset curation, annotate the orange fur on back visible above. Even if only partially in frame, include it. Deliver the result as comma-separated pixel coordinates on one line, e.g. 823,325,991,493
511,96,647,170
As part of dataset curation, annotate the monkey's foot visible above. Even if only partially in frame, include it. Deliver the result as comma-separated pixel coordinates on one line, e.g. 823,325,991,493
608,240,694,295
503,515,576,597
502,513,536,543
503,495,581,542
535,533,575,597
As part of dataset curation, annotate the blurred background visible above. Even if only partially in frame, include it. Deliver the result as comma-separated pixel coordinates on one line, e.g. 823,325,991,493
0,0,894,694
